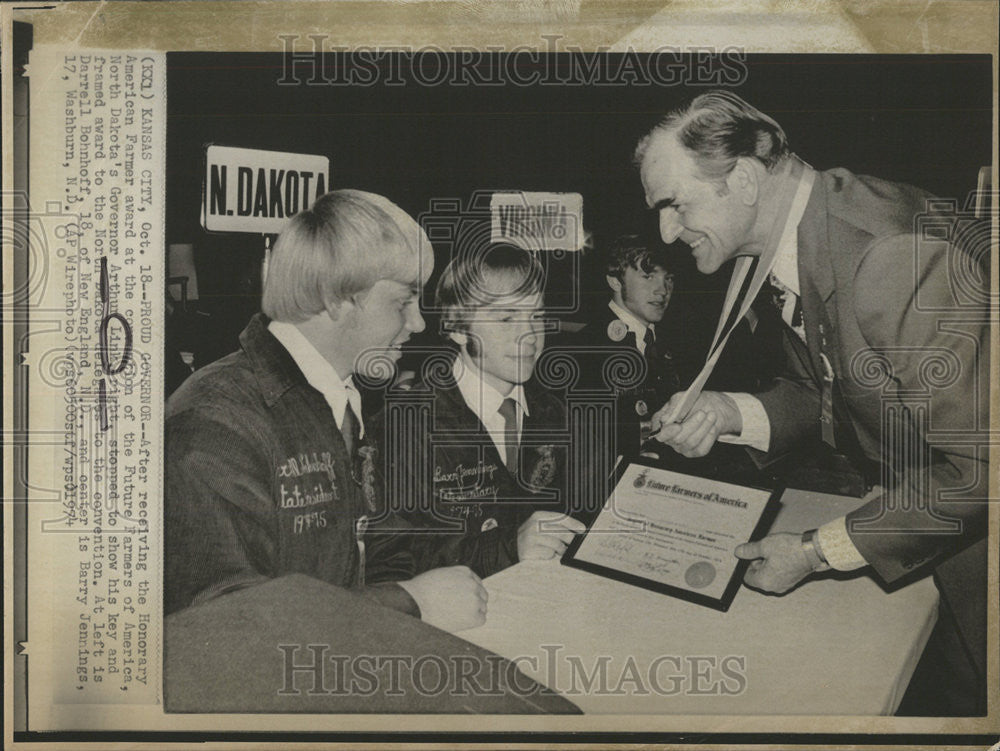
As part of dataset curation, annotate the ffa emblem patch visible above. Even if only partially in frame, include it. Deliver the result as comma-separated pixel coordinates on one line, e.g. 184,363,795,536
634,399,648,417
357,446,378,512
607,319,628,342
529,445,557,488
633,469,649,489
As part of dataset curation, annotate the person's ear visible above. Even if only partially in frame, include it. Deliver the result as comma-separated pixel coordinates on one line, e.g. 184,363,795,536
606,275,623,294
441,313,466,347
324,295,355,322
324,300,341,322
727,156,760,206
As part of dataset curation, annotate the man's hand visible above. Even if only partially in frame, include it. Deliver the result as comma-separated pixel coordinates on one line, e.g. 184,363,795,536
650,391,742,458
398,565,488,632
518,511,586,561
735,534,814,594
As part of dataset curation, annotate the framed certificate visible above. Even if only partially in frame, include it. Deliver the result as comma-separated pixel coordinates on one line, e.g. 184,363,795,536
562,460,782,611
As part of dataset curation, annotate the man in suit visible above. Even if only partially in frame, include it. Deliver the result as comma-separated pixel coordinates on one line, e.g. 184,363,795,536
374,243,585,578
574,235,778,462
638,91,989,714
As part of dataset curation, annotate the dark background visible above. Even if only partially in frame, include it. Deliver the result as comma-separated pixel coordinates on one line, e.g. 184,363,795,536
165,53,993,373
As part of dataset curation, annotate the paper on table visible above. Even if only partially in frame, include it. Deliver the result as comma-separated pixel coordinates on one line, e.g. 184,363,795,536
571,464,773,601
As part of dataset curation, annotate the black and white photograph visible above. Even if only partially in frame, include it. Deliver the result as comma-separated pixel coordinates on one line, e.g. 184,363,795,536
3,1,997,748
160,46,996,721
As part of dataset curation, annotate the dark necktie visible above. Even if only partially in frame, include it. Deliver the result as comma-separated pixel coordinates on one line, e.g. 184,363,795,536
341,401,360,458
497,397,519,474
642,327,655,358
643,326,680,395
768,275,805,340
711,257,761,359
791,296,803,329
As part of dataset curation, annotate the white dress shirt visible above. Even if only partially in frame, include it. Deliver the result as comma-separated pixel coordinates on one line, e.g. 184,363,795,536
453,353,529,460
718,229,802,454
715,171,866,571
269,320,364,439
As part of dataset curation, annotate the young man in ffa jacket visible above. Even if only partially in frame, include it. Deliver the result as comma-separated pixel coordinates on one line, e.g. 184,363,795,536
374,243,585,579
573,236,693,458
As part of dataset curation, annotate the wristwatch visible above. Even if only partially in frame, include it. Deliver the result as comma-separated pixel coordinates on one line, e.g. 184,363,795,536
801,529,831,572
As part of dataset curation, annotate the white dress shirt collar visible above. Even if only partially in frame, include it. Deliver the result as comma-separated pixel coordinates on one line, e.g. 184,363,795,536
767,166,814,297
608,300,655,355
453,353,529,421
452,353,528,458
269,320,364,438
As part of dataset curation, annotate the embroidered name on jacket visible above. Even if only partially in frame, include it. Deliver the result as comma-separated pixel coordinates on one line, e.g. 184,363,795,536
433,461,499,485
434,461,500,506
279,481,337,509
278,451,338,483
277,451,341,534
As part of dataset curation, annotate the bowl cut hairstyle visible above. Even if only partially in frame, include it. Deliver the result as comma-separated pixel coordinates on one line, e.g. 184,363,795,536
635,90,791,186
262,189,430,322
435,243,545,334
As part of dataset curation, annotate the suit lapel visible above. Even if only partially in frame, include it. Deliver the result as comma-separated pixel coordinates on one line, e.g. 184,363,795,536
797,173,837,303
796,172,837,380
796,172,880,462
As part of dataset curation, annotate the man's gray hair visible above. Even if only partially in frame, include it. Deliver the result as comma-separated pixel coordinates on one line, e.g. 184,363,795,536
635,90,790,182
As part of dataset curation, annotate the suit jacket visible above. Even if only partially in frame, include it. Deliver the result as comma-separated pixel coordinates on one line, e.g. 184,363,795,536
570,304,693,458
708,292,787,394
369,362,570,578
574,303,694,397
754,168,989,677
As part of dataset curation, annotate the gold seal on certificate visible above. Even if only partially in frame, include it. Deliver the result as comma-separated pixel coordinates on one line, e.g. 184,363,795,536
562,462,780,611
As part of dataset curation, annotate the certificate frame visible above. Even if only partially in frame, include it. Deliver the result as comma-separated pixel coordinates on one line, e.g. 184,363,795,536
561,458,783,612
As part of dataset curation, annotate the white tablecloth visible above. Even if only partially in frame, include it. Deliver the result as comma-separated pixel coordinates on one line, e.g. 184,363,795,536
458,488,938,715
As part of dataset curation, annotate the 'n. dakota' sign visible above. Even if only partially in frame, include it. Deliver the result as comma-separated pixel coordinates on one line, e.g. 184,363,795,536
202,145,330,233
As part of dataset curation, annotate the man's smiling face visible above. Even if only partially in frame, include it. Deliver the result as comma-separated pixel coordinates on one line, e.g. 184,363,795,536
613,263,674,325
640,135,756,275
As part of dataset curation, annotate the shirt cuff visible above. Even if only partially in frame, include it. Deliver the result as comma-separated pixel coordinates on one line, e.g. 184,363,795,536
816,517,868,571
716,392,770,452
